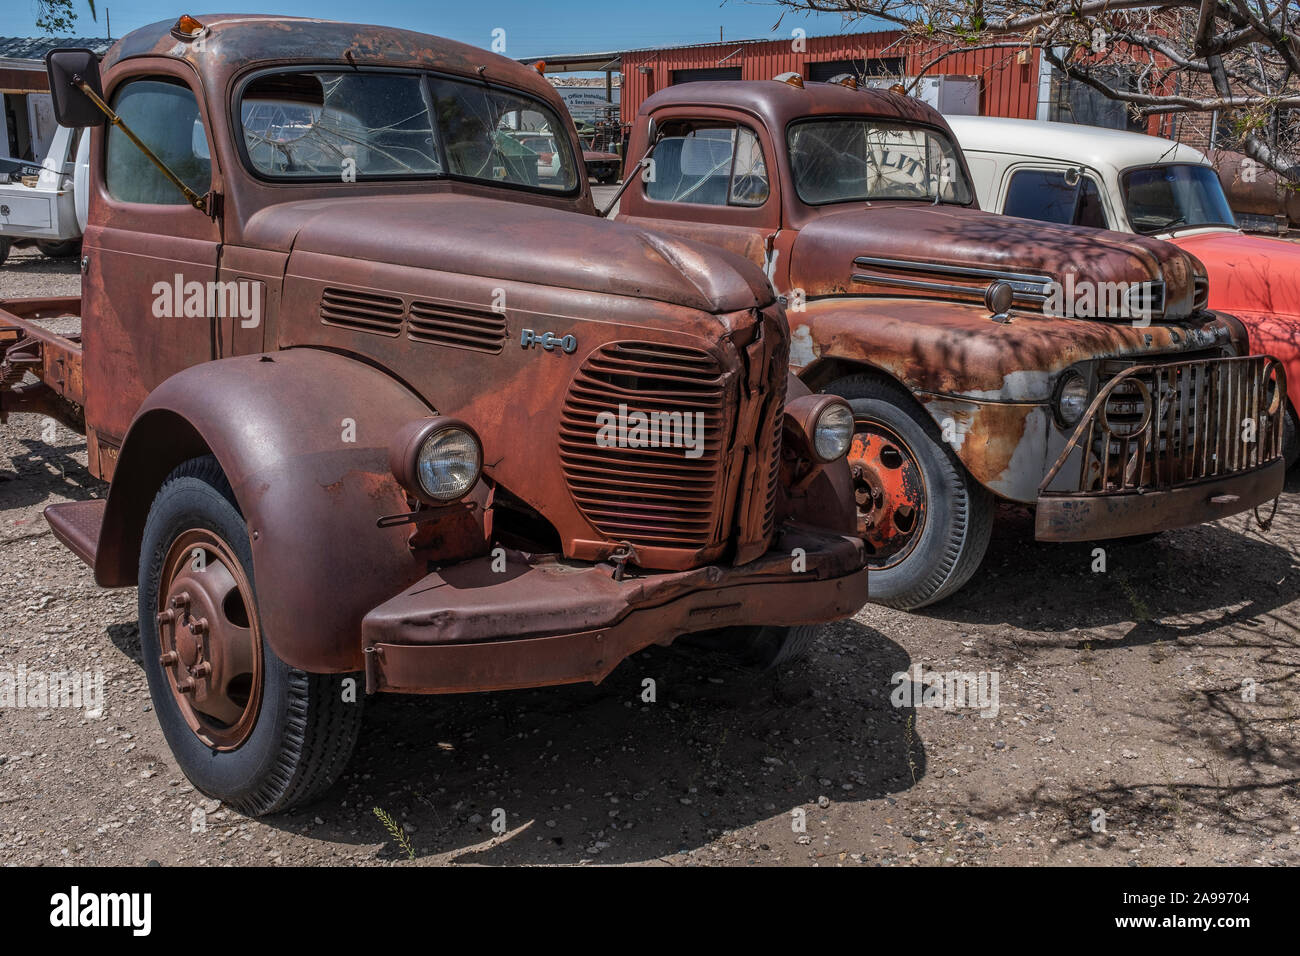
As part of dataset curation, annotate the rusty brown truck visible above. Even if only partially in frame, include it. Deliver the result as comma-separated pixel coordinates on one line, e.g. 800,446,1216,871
617,75,1288,609
0,17,870,815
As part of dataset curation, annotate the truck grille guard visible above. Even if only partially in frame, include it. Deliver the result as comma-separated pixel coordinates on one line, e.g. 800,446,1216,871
1041,354,1286,505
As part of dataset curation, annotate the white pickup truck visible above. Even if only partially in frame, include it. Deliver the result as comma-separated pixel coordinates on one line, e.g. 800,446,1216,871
947,114,1300,468
0,123,89,266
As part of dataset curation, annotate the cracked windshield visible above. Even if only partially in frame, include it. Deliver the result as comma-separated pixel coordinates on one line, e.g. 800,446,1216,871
239,70,578,190
788,119,971,205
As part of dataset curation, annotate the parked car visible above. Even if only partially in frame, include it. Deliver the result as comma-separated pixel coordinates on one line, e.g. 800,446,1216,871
948,115,1300,467
0,123,89,265
617,77,1288,609
583,148,622,184
0,17,870,815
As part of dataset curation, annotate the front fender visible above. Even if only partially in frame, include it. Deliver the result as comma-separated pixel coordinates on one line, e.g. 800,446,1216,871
96,348,473,672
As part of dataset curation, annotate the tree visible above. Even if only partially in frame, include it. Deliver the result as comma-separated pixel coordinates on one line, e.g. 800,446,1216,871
773,1,1300,182
33,0,96,34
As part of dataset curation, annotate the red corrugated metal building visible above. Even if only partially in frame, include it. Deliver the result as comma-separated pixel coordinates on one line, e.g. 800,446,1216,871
619,30,1044,126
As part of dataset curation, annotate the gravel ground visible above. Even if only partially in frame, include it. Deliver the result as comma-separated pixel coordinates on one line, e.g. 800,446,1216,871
2,246,1298,867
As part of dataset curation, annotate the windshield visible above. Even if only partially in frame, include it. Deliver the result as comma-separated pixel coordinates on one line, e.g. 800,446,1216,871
1122,164,1236,234
787,119,972,205
238,70,579,192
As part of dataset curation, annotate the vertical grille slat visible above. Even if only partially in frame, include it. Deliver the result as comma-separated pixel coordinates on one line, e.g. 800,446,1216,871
560,341,731,551
1078,354,1285,494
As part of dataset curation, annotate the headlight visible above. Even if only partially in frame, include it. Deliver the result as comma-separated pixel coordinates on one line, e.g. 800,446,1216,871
389,417,482,505
416,427,481,501
784,394,855,463
1053,371,1091,428
814,402,855,461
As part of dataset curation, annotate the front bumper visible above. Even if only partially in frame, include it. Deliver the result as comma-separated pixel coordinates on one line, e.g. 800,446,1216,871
1036,354,1286,541
1036,459,1284,540
360,524,868,694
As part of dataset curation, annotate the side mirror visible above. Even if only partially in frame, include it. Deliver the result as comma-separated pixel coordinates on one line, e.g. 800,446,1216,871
45,49,107,128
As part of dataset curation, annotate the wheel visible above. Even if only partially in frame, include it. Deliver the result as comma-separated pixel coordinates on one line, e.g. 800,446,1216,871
138,456,363,816
825,374,993,610
1284,402,1299,470
681,624,823,669
36,239,80,258
0,238,10,266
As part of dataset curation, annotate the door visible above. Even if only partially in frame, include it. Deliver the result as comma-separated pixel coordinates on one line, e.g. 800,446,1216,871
82,61,222,465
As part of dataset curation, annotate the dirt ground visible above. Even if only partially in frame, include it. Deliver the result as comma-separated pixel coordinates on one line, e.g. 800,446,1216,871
2,245,1297,867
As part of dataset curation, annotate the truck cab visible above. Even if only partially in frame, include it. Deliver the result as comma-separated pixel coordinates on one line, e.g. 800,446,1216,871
0,17,869,816
619,76,1287,609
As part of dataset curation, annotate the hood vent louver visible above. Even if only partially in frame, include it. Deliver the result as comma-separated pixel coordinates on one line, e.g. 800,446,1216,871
320,287,404,336
408,302,507,354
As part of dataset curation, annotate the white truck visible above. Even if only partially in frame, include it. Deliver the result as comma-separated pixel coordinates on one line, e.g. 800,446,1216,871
0,123,89,266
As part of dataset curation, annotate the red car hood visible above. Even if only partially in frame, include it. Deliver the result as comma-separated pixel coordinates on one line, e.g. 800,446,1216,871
1169,230,1300,317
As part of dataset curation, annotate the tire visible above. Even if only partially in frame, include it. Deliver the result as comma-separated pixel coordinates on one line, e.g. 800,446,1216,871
138,455,363,816
682,624,823,669
36,239,80,259
826,374,994,610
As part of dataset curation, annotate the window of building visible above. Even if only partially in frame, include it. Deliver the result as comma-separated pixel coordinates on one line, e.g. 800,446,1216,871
808,57,905,82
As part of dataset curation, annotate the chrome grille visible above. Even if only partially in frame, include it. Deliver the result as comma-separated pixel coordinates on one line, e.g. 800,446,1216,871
1068,355,1286,493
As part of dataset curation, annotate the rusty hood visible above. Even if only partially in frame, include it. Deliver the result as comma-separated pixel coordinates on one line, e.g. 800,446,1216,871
245,193,771,314
789,204,1207,320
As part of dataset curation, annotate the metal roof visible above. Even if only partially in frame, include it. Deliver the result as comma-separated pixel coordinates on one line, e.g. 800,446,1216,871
0,36,114,62
517,31,884,72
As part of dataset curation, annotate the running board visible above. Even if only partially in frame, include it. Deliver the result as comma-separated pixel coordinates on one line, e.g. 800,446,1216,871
44,498,105,569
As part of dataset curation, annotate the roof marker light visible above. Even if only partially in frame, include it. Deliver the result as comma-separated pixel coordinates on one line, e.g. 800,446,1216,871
827,73,859,90
171,15,206,40
774,72,804,88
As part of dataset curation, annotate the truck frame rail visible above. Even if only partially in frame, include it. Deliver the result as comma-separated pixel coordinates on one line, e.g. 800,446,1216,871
0,296,85,429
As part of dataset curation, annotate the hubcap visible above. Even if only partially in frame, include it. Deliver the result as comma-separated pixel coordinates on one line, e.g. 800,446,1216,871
156,529,262,750
848,419,927,569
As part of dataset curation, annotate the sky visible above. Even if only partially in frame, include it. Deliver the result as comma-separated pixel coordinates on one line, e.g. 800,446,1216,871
2,0,870,58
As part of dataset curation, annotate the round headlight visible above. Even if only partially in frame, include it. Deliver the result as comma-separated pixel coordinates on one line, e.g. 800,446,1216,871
1054,371,1091,428
416,426,482,501
814,401,855,461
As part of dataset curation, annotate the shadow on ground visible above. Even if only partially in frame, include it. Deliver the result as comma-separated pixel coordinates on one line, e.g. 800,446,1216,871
922,477,1300,645
218,620,919,864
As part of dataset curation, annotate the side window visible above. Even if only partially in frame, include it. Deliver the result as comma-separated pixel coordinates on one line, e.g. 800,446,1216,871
646,121,769,208
106,78,211,204
1004,168,1109,228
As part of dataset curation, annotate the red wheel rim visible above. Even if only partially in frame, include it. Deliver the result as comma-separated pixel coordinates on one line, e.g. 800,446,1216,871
848,419,928,569
156,529,263,750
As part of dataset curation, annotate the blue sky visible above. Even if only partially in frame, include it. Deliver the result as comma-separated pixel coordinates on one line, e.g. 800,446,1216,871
2,1,868,57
